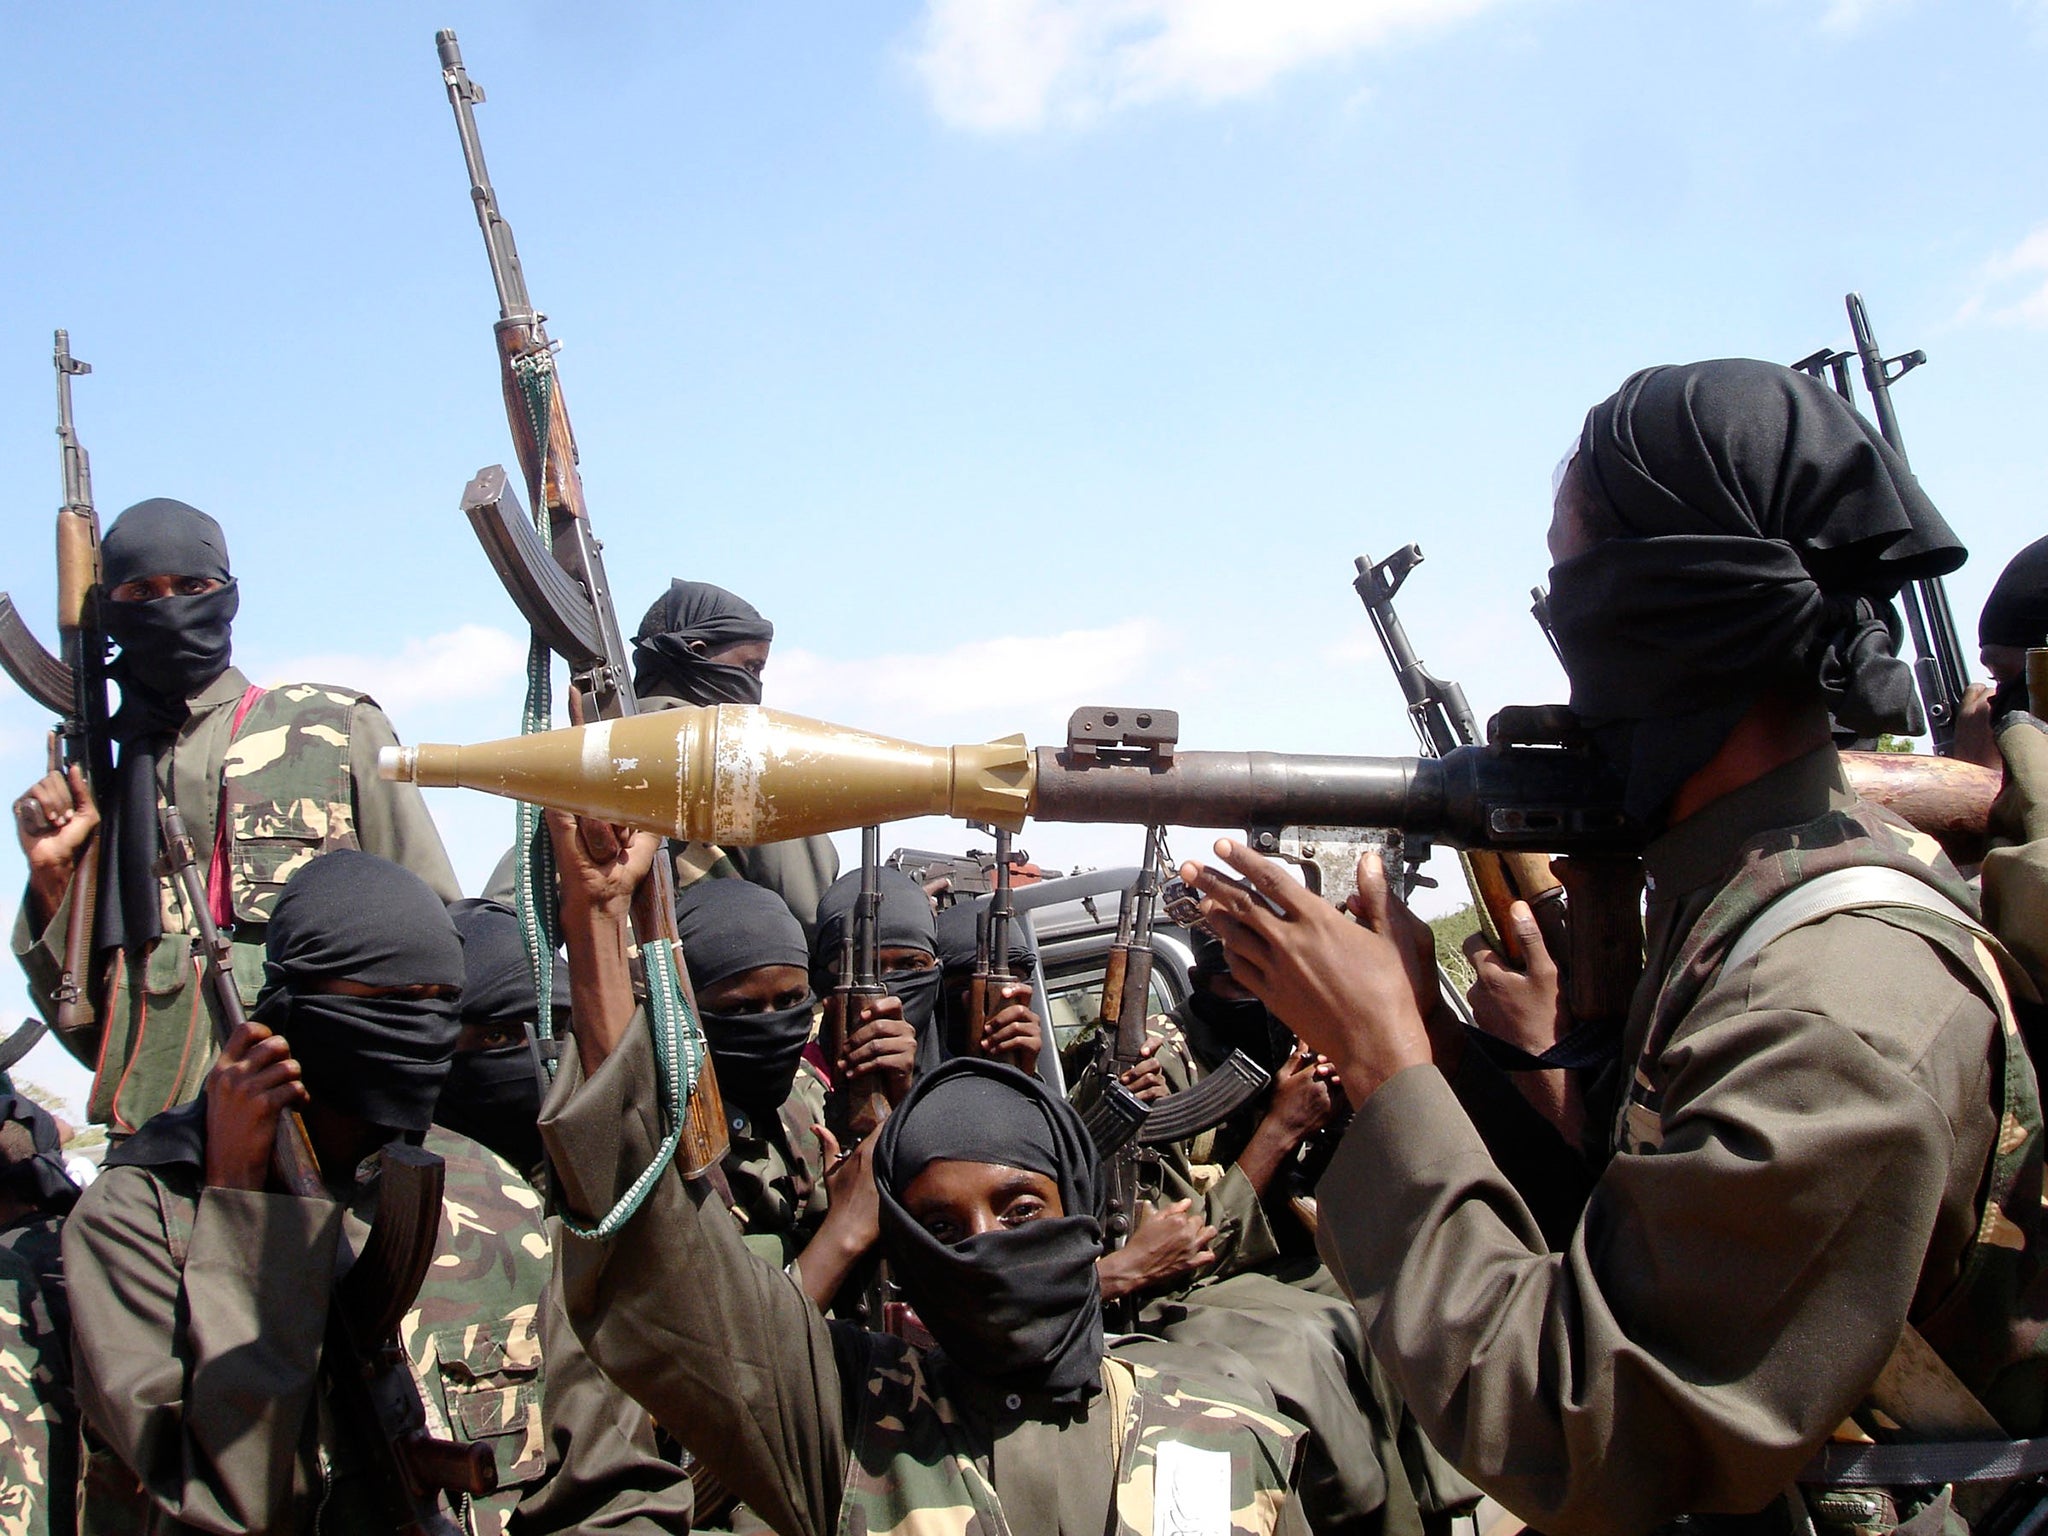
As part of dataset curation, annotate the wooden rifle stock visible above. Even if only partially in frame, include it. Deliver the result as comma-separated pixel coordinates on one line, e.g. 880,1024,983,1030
50,331,112,1038
437,29,728,1177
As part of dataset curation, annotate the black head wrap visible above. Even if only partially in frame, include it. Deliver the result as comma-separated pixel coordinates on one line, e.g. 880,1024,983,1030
631,580,775,706
931,899,1040,1066
0,1093,80,1215
252,851,463,1135
874,1059,1104,1404
93,498,242,956
1981,537,2048,718
1981,538,2048,651
1547,359,1965,824
813,867,942,1044
674,879,815,1115
436,899,563,1172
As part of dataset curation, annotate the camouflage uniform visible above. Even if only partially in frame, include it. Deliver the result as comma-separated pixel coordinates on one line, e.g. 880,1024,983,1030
1319,746,2041,1535
0,1215,67,1346
724,1059,831,1272
60,1112,684,1535
542,1017,1311,1536
842,1336,1302,1536
0,1244,71,1536
11,666,461,1133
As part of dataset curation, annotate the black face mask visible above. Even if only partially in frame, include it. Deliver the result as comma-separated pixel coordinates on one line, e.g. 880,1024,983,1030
704,998,815,1117
875,1061,1105,1406
93,581,243,956
104,583,239,711
1992,676,2034,724
254,989,460,1137
436,1041,546,1173
884,965,942,1039
632,634,764,706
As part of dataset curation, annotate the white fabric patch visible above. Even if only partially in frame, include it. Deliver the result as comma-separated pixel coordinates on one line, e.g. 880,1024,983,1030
1154,1440,1232,1536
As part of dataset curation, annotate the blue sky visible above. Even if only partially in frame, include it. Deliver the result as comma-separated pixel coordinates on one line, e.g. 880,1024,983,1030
3,1,2043,1111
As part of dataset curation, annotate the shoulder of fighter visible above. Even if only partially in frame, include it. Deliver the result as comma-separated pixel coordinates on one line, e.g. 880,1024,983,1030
403,1130,553,1509
406,1129,552,1354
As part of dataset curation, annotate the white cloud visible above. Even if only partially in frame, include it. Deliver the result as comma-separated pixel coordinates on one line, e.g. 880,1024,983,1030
1956,222,2048,329
907,0,1525,133
257,623,529,716
770,618,1164,734
1814,0,1915,33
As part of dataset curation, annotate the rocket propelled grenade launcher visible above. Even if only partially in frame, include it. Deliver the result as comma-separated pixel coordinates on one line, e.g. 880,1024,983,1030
381,702,2001,863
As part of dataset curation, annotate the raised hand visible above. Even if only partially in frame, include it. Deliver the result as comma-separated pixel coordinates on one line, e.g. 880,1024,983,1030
16,732,100,925
1183,840,1432,1105
204,1019,307,1192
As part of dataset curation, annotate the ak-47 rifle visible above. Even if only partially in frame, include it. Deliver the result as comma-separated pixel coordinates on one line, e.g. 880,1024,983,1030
829,827,892,1143
1793,292,1971,754
158,805,494,1533
1078,825,1272,1190
1356,547,1569,964
1088,828,1166,1255
1358,549,1646,1051
436,31,727,1177
0,333,116,1039
963,828,1020,1058
888,842,1034,905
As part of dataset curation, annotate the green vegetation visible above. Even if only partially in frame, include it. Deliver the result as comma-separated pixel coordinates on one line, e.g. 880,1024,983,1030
1430,904,1481,992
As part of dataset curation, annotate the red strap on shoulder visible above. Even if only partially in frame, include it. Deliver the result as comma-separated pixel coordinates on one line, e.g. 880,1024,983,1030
208,686,268,929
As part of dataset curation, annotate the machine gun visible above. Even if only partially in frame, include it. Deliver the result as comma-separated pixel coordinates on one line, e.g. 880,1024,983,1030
829,827,891,1143
159,805,493,1532
0,333,116,1039
435,31,727,1177
1793,292,1971,753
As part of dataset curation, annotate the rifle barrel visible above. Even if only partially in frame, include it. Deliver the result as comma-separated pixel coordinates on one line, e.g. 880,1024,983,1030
436,30,535,323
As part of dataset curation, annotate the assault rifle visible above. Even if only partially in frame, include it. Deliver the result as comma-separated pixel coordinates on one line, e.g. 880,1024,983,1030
1076,825,1272,1193
159,805,493,1532
1356,546,1569,963
888,842,1035,905
1358,548,1645,1039
0,332,116,1037
436,30,728,1176
829,827,891,1143
1793,292,1971,753
963,828,1021,1057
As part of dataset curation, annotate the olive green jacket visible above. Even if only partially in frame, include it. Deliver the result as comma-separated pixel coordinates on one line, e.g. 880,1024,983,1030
61,1116,688,1536
1317,748,2014,1536
542,1021,1308,1536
